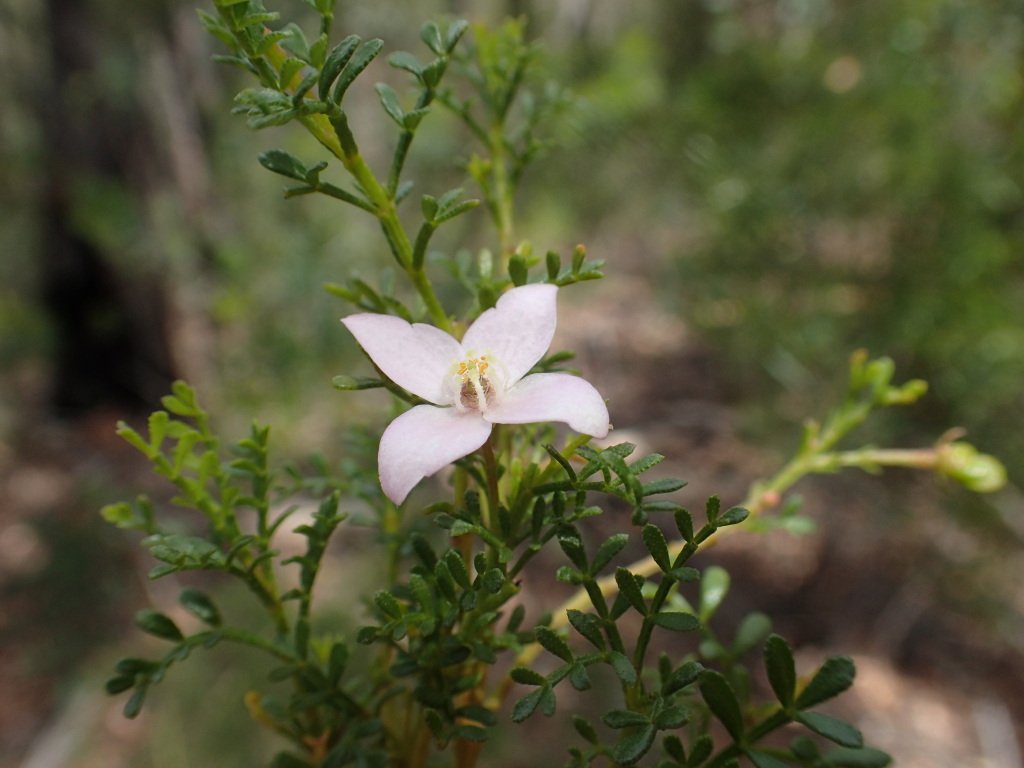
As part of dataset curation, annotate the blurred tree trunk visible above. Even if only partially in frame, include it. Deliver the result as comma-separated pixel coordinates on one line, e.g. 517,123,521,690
37,0,178,417
657,1,713,82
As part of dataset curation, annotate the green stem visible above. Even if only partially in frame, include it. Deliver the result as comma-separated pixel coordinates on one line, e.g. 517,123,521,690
200,626,300,663
326,112,452,333
480,437,500,531
486,124,516,263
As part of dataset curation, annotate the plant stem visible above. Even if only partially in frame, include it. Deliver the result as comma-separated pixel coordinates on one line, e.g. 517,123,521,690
480,436,501,532
487,125,515,259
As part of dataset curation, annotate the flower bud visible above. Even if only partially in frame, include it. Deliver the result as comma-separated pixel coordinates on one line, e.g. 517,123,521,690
937,442,1007,493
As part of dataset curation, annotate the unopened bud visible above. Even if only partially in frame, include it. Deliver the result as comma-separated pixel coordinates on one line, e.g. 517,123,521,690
937,442,1007,493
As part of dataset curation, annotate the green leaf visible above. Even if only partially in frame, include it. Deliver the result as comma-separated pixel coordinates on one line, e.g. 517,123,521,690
592,533,629,573
535,626,574,663
278,22,310,62
747,750,792,768
764,634,796,707
556,565,584,584
327,642,348,686
717,506,749,527
147,410,170,450
822,747,892,767
123,686,147,719
642,524,672,572
511,687,544,722
420,194,438,221
699,566,730,623
571,244,587,272
653,705,689,730
790,736,820,761
795,712,863,748
698,670,744,741
733,612,772,656
114,657,156,677
481,567,505,593
544,443,578,483
628,452,665,475
319,35,360,100
509,666,546,686
539,685,557,717
115,423,150,455
420,58,446,88
641,478,687,496
673,507,694,541
135,610,183,642
356,626,379,644
546,250,560,281
434,198,478,223
179,588,221,627
105,675,135,694
705,495,721,523
388,50,424,77
509,253,528,286
572,715,599,744
196,9,234,47
437,186,463,210
569,662,591,691
332,39,383,103
375,83,405,126
663,734,686,762
308,32,328,68
611,725,656,766
661,661,704,696
607,651,637,685
374,590,404,620
602,709,650,729
566,609,606,650
615,568,647,615
419,21,444,55
651,612,701,632
101,498,151,531
670,566,700,582
795,655,856,710
437,643,471,668
558,535,588,571
395,180,414,203
444,19,469,52
444,550,472,589
689,734,713,766
507,603,526,633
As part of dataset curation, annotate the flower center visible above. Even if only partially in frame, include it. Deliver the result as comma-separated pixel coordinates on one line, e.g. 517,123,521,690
448,353,504,413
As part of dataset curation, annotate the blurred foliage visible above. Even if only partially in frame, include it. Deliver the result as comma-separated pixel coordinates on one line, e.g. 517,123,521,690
548,0,1024,480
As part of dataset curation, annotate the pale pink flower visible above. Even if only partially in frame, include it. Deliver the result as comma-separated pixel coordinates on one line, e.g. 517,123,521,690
342,284,610,503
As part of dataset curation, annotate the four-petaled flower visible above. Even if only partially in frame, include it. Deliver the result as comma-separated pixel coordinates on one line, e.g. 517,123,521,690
342,284,610,503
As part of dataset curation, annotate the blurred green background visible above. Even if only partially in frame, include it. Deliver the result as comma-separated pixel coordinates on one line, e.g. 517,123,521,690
1,0,1022,766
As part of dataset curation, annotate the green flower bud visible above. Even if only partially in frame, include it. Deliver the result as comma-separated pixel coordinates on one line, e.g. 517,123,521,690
937,442,1007,493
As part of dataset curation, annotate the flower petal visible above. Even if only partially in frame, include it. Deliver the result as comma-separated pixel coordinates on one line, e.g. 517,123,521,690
378,404,493,504
484,372,610,437
461,284,558,383
342,313,462,404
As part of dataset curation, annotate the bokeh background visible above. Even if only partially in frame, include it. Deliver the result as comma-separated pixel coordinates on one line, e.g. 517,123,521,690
1,0,1023,766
